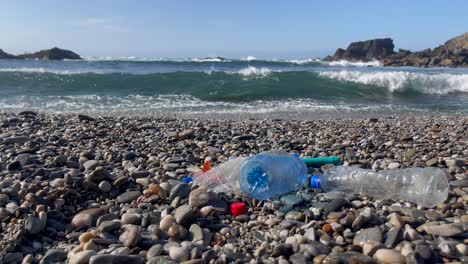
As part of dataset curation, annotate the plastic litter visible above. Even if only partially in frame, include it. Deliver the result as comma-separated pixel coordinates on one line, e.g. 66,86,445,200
230,202,247,216
302,156,340,168
181,176,193,183
311,166,449,208
193,150,309,200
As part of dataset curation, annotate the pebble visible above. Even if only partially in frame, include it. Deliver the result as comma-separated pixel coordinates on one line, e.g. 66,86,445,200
40,249,67,264
387,162,400,170
280,195,304,207
285,211,304,221
72,208,106,228
388,213,404,227
83,160,99,171
353,227,383,245
168,224,188,240
323,198,347,213
169,246,190,262
384,227,403,248
117,191,142,203
174,205,198,226
189,224,204,241
271,244,293,258
98,220,121,233
25,216,42,235
4,136,30,144
169,183,191,199
98,181,112,192
160,215,176,231
423,223,464,236
374,249,405,264
69,250,97,264
147,244,163,259
89,254,144,264
363,241,385,257
121,213,140,225
188,187,211,208
119,224,141,248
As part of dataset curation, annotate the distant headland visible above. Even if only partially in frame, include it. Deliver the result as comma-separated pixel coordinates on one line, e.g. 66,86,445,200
0,47,81,60
324,32,468,67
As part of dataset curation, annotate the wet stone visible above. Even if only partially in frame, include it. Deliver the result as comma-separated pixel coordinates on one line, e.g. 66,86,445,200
353,227,383,246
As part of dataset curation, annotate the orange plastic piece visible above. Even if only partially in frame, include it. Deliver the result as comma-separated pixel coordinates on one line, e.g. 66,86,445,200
202,160,212,172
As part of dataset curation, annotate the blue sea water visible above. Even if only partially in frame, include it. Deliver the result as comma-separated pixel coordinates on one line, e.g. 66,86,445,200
0,57,466,118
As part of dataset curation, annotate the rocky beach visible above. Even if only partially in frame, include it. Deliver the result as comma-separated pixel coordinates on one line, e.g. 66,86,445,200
0,112,466,264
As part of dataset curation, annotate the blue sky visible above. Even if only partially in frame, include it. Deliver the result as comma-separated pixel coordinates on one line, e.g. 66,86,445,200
1,0,467,59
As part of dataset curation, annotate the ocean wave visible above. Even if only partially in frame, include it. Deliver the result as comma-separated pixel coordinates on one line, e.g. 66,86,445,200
324,60,382,67
318,70,468,94
0,67,85,74
235,66,273,77
0,94,426,115
240,56,257,61
84,56,158,61
83,56,232,62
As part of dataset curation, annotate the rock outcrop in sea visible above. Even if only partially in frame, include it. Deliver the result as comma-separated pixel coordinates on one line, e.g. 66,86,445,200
324,38,396,62
325,32,468,67
0,49,16,59
0,47,81,60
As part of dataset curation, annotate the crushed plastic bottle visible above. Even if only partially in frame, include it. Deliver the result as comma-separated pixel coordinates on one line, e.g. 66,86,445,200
239,153,308,200
193,150,308,199
193,156,247,193
311,166,449,208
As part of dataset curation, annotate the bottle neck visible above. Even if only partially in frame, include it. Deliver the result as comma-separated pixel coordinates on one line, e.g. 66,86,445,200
310,175,322,189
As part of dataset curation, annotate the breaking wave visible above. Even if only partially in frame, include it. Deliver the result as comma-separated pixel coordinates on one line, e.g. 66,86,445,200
319,70,468,94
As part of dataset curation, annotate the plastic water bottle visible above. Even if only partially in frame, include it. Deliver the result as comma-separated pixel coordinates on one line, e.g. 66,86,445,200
193,150,308,200
192,157,247,193
310,166,449,208
239,154,308,200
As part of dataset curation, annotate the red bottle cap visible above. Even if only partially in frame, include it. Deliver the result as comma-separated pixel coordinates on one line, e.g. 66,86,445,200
230,202,247,217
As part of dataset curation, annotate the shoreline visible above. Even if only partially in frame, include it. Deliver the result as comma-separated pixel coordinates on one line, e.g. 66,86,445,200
0,112,466,263
1,109,467,121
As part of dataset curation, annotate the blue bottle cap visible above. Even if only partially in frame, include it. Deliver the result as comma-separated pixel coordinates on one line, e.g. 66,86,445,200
310,175,322,189
181,176,193,183
292,153,300,159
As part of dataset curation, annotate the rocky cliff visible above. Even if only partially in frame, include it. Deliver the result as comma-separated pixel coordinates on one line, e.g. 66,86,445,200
325,32,468,67
324,38,396,61
0,47,82,60
0,49,16,59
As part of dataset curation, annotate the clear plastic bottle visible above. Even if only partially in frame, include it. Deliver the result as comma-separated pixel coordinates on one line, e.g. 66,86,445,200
192,157,247,193
239,154,308,200
311,166,449,208
193,150,308,200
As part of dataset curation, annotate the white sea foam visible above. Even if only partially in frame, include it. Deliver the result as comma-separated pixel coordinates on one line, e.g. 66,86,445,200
235,66,273,77
319,70,468,94
241,56,257,61
84,56,168,62
325,60,382,67
0,94,415,115
0,67,85,74
190,57,228,62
